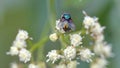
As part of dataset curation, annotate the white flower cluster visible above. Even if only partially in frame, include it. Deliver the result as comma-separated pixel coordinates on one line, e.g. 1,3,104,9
47,12,96,64
83,11,113,68
47,33,94,63
10,62,18,68
63,46,76,60
10,62,46,68
70,33,82,47
7,30,31,63
94,42,113,58
90,58,108,68
6,11,113,68
79,48,95,63
55,61,77,68
10,63,45,68
28,63,39,68
49,33,58,42
47,11,113,68
46,46,78,64
46,50,63,64
83,11,98,30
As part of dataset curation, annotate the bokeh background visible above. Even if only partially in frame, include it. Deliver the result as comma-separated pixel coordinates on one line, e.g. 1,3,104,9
0,0,120,68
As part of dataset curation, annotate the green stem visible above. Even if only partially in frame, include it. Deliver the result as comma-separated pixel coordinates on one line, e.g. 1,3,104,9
29,37,48,62
37,44,44,62
29,37,48,52
59,34,68,49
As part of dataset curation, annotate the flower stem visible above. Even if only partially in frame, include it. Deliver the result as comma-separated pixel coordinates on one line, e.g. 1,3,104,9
29,37,48,53
59,34,68,49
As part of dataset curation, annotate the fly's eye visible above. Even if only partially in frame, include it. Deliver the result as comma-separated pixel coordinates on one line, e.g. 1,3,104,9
63,13,71,20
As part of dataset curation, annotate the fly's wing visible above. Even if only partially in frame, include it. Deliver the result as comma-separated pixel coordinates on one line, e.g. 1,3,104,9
69,22,75,31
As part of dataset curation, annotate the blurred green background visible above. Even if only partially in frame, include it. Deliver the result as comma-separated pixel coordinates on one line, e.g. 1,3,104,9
0,0,119,68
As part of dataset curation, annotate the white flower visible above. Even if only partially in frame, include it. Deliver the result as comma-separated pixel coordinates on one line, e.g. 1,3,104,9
55,64,66,68
64,46,76,60
91,34,104,43
55,61,77,68
13,40,27,49
79,48,94,63
6,46,19,56
49,33,58,42
28,64,39,68
19,48,31,63
103,44,113,57
91,23,105,35
16,30,29,40
83,11,105,36
90,58,108,68
94,42,113,57
10,62,18,68
46,50,62,63
70,33,82,46
83,11,98,29
67,61,77,68
94,43,102,56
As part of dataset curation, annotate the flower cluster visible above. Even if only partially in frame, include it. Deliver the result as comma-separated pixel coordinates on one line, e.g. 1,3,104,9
70,33,82,46
10,62,18,68
83,11,113,68
79,48,95,63
48,32,95,64
47,13,95,65
49,33,58,42
63,46,76,60
47,11,113,68
55,61,77,68
7,30,31,63
7,11,113,68
90,58,108,68
46,50,63,63
28,63,39,68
